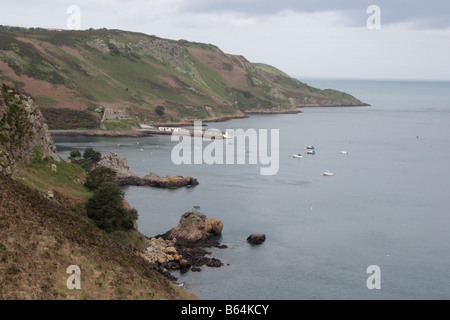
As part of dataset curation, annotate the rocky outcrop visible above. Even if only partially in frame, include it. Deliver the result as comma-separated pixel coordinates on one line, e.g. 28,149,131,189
163,211,223,245
86,38,110,54
142,238,186,279
96,152,139,179
133,38,208,87
97,152,198,188
139,173,198,189
247,234,266,244
142,211,226,279
0,83,60,174
50,130,149,137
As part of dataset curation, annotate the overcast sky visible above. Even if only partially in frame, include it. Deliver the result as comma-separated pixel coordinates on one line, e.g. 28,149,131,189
1,0,450,80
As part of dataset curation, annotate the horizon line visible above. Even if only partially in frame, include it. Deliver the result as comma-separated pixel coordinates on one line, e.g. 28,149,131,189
296,76,450,82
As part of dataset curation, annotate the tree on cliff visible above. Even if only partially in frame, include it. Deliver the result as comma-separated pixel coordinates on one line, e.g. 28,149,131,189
69,147,102,171
86,182,138,233
84,166,117,190
69,149,81,158
82,148,101,171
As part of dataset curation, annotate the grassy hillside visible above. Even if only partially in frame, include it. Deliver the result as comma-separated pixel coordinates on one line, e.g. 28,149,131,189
0,173,194,299
0,28,368,129
0,80,195,300
0,137,195,300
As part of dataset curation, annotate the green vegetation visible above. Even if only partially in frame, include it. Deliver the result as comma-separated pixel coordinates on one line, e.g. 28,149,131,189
222,62,233,71
0,173,193,300
68,147,101,171
102,118,138,131
254,63,289,77
84,166,117,190
86,182,138,233
70,149,81,158
29,146,43,167
34,95,58,107
0,27,367,130
83,147,101,163
0,31,66,85
0,84,35,152
155,105,165,116
1,82,195,300
41,108,100,130
69,147,138,233
16,155,91,201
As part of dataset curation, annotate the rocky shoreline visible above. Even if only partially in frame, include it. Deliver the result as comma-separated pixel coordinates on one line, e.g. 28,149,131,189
97,152,198,189
141,211,226,280
298,103,371,107
50,129,153,137
49,105,370,138
116,172,199,189
244,109,302,115
50,106,366,138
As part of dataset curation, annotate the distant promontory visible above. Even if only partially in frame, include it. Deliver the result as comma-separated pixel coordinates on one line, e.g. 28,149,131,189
0,27,368,132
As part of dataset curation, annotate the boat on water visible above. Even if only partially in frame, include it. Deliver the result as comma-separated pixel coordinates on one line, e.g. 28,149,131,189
306,150,316,155
306,145,315,150
339,151,348,154
223,132,231,139
292,154,303,159
322,171,334,176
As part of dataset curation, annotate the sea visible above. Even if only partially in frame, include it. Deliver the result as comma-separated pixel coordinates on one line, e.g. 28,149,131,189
53,79,450,300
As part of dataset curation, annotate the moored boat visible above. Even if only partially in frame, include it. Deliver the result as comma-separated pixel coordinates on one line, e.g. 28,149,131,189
223,132,231,139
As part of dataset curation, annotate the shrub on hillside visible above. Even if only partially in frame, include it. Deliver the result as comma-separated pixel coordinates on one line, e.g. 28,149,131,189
155,105,165,116
40,108,100,130
83,148,101,163
69,147,101,172
84,166,117,190
86,182,138,233
69,149,81,158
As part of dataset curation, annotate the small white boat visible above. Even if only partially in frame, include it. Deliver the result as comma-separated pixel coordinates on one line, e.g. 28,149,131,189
339,151,348,154
306,145,315,150
292,154,303,159
306,150,316,155
322,171,334,176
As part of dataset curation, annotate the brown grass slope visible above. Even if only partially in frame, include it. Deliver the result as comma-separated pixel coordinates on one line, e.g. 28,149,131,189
0,173,194,300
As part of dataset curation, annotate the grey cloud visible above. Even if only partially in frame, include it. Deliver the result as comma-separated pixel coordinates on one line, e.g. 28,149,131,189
178,0,450,29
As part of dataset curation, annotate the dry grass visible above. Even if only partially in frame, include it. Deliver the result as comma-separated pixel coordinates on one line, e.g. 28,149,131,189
0,174,197,300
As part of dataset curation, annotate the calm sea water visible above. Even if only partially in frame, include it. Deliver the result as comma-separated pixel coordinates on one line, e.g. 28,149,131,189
54,79,450,300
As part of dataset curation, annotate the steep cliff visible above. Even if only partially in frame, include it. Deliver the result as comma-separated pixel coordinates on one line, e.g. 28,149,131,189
0,82,59,174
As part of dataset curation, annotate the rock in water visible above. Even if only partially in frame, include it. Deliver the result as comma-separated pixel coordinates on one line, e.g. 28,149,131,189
141,172,199,189
247,234,266,244
97,152,139,178
164,211,223,245
96,152,198,188
142,211,225,278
